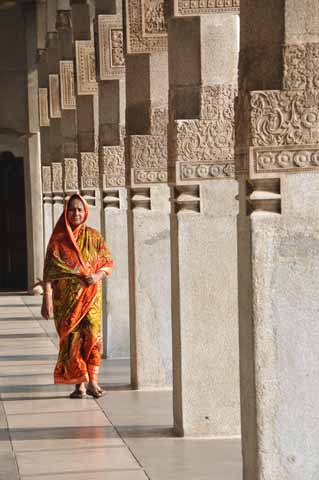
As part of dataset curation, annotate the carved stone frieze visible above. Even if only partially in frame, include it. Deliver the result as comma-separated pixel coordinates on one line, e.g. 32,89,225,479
250,90,319,147
284,43,319,91
125,0,167,54
39,88,50,127
173,0,239,16
129,134,167,186
60,61,76,110
101,146,125,188
249,145,319,179
98,15,125,81
178,162,234,182
52,162,63,193
64,158,78,191
49,74,61,118
80,152,99,189
42,166,52,193
75,41,98,95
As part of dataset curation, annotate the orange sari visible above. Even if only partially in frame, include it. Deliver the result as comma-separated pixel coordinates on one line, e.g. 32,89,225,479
43,194,113,384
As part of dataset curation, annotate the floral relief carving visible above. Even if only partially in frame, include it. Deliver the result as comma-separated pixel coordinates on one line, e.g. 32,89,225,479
75,41,98,95
42,166,52,193
111,30,125,67
52,163,63,193
250,90,319,147
284,43,319,91
130,135,167,185
80,153,99,189
126,0,167,54
98,16,125,81
200,85,237,121
143,0,167,34
150,107,168,135
39,88,50,127
102,146,125,188
49,74,61,119
64,158,78,191
174,119,234,164
60,61,76,110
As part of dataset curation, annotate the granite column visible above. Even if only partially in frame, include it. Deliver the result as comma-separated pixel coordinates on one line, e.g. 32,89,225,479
168,2,240,436
237,1,319,478
125,0,172,389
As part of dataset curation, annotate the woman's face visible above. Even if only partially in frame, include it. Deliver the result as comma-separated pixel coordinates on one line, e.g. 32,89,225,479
67,198,86,227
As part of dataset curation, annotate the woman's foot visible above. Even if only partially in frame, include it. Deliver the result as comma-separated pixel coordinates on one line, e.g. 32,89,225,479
86,381,105,398
69,383,86,399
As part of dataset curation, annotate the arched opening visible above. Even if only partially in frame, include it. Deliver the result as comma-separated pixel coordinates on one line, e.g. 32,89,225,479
0,151,28,290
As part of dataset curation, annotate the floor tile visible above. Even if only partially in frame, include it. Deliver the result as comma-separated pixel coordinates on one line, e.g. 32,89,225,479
16,445,141,476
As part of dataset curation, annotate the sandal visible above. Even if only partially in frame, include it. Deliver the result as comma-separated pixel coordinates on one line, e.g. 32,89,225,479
86,387,105,398
69,389,86,399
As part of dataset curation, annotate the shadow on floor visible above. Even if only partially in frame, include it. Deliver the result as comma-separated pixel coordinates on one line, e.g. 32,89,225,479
116,425,175,438
8,425,119,440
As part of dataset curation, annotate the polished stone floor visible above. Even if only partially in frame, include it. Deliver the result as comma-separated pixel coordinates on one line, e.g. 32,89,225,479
0,294,242,480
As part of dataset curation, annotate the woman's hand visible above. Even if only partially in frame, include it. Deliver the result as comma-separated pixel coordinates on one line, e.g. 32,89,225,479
82,271,105,286
41,292,53,320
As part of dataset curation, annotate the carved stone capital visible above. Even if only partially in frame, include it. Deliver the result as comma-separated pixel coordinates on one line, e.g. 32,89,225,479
39,88,50,127
60,61,76,110
80,152,99,189
64,158,79,191
42,166,52,194
236,82,319,179
170,118,235,183
101,146,125,188
128,134,168,186
49,74,61,119
125,0,167,54
52,162,63,193
98,15,125,81
75,40,98,95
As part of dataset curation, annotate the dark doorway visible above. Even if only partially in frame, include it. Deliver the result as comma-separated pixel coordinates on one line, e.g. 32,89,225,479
0,152,28,290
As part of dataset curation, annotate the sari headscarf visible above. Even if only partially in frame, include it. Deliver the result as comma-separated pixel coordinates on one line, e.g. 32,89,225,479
44,194,113,384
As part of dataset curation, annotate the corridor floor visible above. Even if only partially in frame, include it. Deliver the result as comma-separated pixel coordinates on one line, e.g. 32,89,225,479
0,295,242,480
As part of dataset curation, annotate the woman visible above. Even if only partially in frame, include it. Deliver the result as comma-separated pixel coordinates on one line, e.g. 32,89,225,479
41,193,113,398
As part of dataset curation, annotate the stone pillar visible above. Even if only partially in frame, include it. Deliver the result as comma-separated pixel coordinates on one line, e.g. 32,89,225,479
24,2,44,288
72,0,100,230
238,2,319,479
56,5,80,209
97,1,130,358
168,3,240,436
125,0,172,389
37,45,54,248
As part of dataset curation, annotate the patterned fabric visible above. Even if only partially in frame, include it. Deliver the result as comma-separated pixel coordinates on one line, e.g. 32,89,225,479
43,194,113,384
